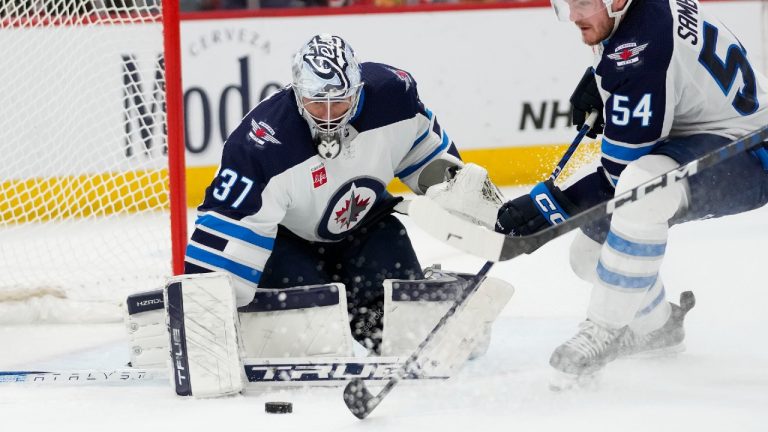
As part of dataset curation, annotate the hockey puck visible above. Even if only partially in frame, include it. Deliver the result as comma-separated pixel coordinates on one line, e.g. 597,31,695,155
265,401,293,414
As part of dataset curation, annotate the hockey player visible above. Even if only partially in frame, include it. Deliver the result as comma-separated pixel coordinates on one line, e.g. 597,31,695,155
489,0,768,385
183,33,482,354
126,34,512,380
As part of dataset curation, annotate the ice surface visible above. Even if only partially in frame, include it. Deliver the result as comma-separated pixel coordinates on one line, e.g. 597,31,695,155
1,188,767,431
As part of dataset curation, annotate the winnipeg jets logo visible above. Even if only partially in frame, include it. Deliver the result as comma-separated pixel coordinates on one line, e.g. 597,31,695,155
317,178,384,240
248,120,281,147
387,67,412,91
304,35,352,91
608,42,649,66
334,187,371,229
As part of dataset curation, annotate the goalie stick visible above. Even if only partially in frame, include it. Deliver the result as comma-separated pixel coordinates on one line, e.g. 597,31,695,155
0,357,450,387
342,114,599,419
343,261,494,419
409,124,768,262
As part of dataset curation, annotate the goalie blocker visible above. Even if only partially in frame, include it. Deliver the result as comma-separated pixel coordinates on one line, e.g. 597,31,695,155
125,268,513,397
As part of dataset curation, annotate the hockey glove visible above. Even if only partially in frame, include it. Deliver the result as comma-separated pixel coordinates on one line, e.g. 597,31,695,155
495,180,577,236
570,67,605,139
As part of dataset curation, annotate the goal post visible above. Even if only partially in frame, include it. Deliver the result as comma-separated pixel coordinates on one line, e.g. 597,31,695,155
0,0,187,323
162,0,188,277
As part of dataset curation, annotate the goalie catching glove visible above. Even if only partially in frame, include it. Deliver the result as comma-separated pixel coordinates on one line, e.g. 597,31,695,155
425,163,505,230
495,179,579,236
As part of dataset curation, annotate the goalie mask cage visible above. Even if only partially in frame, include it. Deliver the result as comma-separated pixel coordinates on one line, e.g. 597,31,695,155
0,0,186,323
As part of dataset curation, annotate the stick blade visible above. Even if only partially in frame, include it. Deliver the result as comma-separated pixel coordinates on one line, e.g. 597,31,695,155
343,379,378,419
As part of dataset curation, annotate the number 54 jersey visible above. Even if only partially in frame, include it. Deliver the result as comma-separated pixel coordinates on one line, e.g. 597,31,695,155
592,0,768,185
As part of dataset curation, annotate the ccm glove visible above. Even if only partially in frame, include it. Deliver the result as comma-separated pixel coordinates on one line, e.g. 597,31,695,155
570,67,605,139
495,180,578,236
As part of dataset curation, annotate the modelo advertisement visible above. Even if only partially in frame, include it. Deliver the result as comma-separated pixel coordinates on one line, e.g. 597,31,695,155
177,1,766,193
3,2,763,193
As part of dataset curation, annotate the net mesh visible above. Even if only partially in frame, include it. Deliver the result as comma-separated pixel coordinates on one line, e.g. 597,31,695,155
0,0,175,321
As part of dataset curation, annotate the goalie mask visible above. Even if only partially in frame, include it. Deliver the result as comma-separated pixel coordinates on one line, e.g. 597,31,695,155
291,34,363,159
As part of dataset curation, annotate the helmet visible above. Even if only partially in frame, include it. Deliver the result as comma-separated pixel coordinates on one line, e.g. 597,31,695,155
551,0,634,29
291,34,363,159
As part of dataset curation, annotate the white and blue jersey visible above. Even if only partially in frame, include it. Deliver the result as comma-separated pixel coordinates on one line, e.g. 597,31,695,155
592,0,768,185
184,62,459,298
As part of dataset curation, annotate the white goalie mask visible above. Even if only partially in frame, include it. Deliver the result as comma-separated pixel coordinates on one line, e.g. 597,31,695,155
291,34,363,159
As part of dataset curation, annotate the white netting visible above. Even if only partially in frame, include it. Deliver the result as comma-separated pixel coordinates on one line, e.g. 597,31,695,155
0,0,177,322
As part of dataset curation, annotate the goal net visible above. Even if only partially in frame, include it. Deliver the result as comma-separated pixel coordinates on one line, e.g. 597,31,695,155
0,0,186,323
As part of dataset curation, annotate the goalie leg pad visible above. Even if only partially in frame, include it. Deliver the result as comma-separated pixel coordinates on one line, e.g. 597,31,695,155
165,273,245,398
380,268,467,357
125,289,168,369
237,283,354,358
418,275,514,376
381,267,514,376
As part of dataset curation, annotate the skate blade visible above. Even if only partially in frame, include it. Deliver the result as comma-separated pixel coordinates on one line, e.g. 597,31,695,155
548,369,601,392
620,342,686,360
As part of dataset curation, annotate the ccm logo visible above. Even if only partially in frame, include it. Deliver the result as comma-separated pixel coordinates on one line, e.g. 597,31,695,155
534,193,566,225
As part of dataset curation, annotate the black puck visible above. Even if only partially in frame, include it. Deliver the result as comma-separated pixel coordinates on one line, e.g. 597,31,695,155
265,401,293,414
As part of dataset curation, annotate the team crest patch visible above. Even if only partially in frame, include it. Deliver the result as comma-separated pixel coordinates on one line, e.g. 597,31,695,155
387,67,412,91
317,178,385,241
334,187,371,229
607,42,649,66
247,120,281,147
311,163,327,188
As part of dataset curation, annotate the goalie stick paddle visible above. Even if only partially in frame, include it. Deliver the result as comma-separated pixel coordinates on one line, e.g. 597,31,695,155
409,124,768,262
343,261,494,419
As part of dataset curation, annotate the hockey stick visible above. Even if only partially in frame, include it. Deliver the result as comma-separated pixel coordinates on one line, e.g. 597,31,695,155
550,110,599,181
341,116,599,419
0,368,164,384
0,357,452,387
343,261,493,419
408,124,768,262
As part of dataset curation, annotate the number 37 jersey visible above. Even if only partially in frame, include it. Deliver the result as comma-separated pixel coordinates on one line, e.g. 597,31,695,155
593,0,768,184
183,62,458,299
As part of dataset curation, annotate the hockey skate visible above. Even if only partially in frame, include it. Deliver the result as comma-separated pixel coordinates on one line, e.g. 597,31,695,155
618,291,696,358
549,291,696,391
548,320,626,391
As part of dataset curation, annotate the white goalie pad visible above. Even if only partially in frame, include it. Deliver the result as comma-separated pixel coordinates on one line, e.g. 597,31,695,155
125,289,167,369
165,273,245,398
382,268,514,377
381,269,467,356
238,283,354,358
